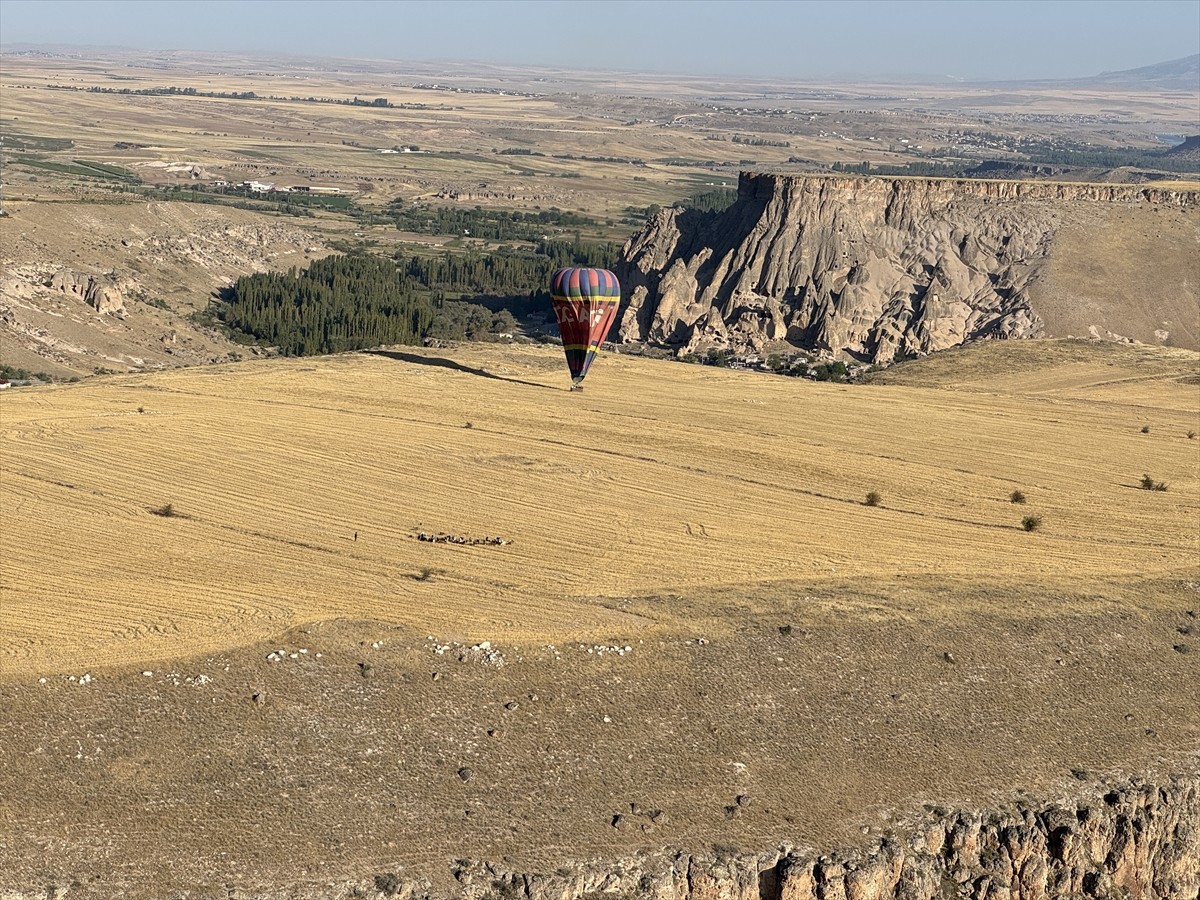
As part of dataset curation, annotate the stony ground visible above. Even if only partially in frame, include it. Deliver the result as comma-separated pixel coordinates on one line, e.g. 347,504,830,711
2,577,1197,898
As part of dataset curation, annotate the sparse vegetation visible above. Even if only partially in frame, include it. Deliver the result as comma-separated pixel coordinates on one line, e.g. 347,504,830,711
864,491,882,507
809,361,850,382
1010,490,1027,504
149,503,180,518
1140,424,1151,434
1021,515,1043,532
0,365,53,383
1140,474,1168,492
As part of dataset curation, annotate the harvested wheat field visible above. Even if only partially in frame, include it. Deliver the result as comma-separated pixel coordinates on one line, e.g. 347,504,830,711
1,339,1198,898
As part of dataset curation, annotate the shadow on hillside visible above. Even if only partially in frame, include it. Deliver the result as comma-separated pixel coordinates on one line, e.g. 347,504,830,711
363,350,558,390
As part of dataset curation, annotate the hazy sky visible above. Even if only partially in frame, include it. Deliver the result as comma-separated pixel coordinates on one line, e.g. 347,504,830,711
2,0,1198,82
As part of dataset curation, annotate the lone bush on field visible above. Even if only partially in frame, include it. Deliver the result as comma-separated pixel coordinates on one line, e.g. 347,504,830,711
150,503,179,518
1021,515,1043,532
1010,490,1026,504
1140,425,1151,434
864,491,881,507
1140,474,1168,492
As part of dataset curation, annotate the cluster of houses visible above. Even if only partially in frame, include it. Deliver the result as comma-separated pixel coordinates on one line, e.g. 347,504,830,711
212,180,347,195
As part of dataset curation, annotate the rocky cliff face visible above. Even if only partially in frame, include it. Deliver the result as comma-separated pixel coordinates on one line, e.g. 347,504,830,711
0,202,326,377
175,773,1193,900
46,269,127,316
10,775,1180,900
614,173,1200,363
441,774,1200,900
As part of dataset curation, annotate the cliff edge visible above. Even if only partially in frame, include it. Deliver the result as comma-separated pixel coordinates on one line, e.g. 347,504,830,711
615,173,1200,362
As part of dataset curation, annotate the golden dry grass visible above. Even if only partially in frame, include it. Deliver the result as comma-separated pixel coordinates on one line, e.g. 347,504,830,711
3,340,1197,678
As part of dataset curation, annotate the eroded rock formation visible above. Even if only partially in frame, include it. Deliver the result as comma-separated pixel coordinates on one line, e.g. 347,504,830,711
614,173,1200,363
47,270,126,316
240,773,1196,900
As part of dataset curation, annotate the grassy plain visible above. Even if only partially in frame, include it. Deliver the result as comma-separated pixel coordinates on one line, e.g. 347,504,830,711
1,340,1198,896
3,340,1197,675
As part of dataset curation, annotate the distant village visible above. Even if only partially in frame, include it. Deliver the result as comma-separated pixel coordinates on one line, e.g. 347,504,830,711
216,179,348,195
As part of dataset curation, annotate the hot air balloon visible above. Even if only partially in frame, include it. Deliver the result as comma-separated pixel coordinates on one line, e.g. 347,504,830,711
549,266,621,390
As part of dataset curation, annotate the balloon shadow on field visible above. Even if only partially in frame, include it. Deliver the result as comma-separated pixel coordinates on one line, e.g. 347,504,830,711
363,350,559,390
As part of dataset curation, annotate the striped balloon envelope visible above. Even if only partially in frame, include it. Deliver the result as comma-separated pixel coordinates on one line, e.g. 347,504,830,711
549,267,621,390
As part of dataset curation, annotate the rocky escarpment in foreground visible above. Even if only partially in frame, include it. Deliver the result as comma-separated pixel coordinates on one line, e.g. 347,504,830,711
13,773,1175,900
263,774,1200,898
407,775,1200,900
614,173,1200,363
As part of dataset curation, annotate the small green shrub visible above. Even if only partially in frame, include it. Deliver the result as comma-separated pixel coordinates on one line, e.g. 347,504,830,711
1010,490,1026,504
864,491,881,507
1021,515,1043,532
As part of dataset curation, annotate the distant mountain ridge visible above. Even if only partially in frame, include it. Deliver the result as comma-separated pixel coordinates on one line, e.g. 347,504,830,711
1065,54,1199,90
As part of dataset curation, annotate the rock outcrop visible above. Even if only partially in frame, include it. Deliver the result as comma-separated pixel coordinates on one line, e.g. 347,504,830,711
614,173,1200,364
47,269,126,315
443,774,1200,900
0,203,328,376
193,773,1194,900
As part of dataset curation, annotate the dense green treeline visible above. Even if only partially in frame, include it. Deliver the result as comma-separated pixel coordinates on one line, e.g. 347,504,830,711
385,202,599,239
829,151,1198,178
220,237,620,355
1021,147,1199,173
220,255,436,355
680,188,738,213
398,237,617,297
